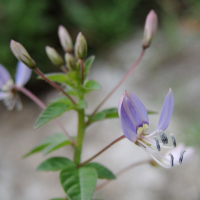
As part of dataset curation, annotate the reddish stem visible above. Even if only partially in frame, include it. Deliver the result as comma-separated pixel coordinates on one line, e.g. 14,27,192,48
95,159,150,191
34,68,76,105
78,135,125,167
14,86,75,146
88,49,145,121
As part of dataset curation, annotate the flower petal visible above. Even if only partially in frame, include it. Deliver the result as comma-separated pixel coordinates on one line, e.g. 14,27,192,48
118,94,137,142
125,91,149,125
0,64,13,90
15,61,32,87
0,92,11,100
157,88,174,131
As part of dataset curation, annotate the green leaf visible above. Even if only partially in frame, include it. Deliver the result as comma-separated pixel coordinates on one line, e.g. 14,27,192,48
76,100,87,109
34,99,73,128
24,133,72,158
87,108,119,124
38,73,70,85
60,167,98,200
37,157,75,171
23,144,49,158
84,163,115,180
147,110,157,115
84,56,95,77
84,80,101,93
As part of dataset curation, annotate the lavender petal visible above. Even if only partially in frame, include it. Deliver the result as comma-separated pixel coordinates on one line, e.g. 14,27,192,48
15,61,32,87
0,64,13,90
157,88,174,131
125,90,149,125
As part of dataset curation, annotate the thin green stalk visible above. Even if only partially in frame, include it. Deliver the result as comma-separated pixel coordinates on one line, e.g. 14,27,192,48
74,108,85,165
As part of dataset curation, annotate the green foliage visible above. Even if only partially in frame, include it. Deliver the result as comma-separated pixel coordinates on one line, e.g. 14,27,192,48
84,56,95,77
37,157,75,171
87,108,118,124
84,162,116,180
84,80,101,93
24,133,72,157
34,98,73,128
60,167,98,200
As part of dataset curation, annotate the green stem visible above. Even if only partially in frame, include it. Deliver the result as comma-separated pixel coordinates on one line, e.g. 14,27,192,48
74,108,85,165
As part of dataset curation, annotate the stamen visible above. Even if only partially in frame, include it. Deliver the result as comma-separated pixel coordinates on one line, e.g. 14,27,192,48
179,150,186,164
153,137,160,151
158,130,168,144
170,133,176,147
168,153,174,167
139,144,171,169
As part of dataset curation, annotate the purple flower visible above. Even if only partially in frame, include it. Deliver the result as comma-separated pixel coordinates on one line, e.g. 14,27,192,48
0,61,31,110
118,89,185,168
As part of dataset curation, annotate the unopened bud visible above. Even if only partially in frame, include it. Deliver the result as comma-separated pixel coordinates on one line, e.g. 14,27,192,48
75,32,87,59
65,53,77,70
142,10,158,49
46,46,64,66
58,25,73,52
10,40,36,69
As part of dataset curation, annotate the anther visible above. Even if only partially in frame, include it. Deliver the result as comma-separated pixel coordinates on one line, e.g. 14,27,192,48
168,153,174,167
153,137,160,151
179,150,186,164
170,133,176,147
158,130,168,144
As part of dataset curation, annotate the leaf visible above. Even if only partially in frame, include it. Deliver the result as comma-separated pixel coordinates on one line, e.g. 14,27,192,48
76,100,87,109
37,157,75,171
34,99,73,128
147,110,157,115
84,80,101,93
87,108,119,124
24,133,72,158
60,167,98,200
84,56,95,77
84,163,115,180
38,73,70,85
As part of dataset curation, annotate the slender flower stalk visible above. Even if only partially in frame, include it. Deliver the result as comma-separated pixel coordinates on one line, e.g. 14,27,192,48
95,159,150,191
78,135,125,167
87,49,145,122
34,68,76,105
14,85,75,145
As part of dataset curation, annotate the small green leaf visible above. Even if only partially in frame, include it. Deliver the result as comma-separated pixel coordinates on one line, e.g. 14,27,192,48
87,108,119,124
34,100,73,128
76,100,87,109
60,167,98,200
147,110,157,115
38,73,70,85
84,163,116,180
84,56,95,77
24,133,72,158
84,80,101,93
23,144,49,158
37,157,75,171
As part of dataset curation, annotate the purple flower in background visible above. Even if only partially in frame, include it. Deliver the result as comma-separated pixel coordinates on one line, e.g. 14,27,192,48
0,61,31,110
118,89,186,168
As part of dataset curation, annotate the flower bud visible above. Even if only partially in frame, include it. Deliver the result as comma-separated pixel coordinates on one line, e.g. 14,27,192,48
58,25,73,52
75,32,87,59
45,46,64,66
142,10,158,49
10,40,36,69
65,53,77,70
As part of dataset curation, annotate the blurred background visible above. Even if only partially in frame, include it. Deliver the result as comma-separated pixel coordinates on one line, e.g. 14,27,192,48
0,0,200,199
